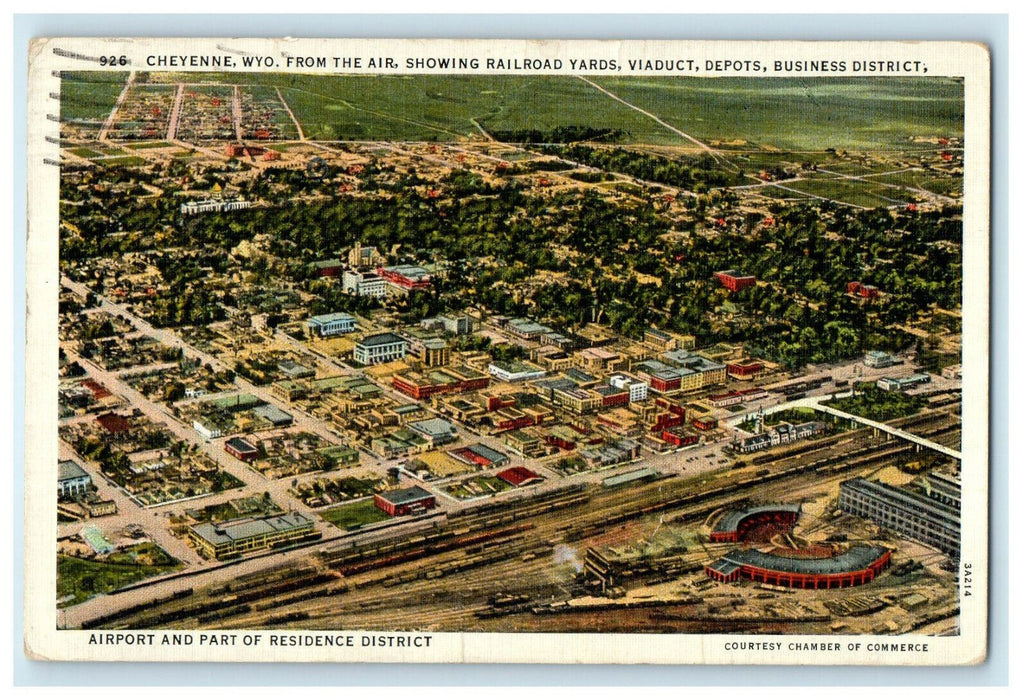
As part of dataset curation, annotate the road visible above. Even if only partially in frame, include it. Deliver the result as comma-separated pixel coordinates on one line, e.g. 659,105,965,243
231,85,242,142
576,76,722,160
97,71,135,142
276,87,305,141
166,84,184,141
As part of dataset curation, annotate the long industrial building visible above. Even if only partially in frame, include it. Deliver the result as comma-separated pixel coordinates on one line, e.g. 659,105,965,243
188,513,317,559
838,477,960,557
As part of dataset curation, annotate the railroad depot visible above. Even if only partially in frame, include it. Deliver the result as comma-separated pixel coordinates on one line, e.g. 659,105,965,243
188,512,317,559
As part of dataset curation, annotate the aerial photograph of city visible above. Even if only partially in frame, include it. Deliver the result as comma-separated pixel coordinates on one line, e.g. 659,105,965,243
54,69,966,638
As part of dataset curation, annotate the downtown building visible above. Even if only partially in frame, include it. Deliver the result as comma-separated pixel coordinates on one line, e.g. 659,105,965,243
354,333,408,365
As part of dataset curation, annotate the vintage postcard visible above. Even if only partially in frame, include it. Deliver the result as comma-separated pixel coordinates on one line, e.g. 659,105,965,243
24,37,989,664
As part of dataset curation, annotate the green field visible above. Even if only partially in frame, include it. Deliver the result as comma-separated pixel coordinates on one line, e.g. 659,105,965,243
60,71,127,123
125,140,174,150
320,498,391,531
63,72,964,151
57,543,181,607
97,156,146,167
765,176,915,208
592,76,964,151
867,169,963,198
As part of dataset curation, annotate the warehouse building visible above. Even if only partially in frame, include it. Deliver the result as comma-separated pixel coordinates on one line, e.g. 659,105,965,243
408,418,459,447
373,486,437,516
225,437,261,462
838,477,960,557
877,373,931,392
188,513,316,559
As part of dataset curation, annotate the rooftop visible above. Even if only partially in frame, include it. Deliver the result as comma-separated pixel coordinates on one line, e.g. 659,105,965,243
715,544,889,576
58,460,89,481
712,504,802,535
192,512,314,546
378,485,434,505
409,418,457,438
309,311,355,324
358,332,407,347
225,437,259,453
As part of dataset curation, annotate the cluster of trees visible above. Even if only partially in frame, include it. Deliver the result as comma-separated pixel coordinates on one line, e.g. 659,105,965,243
488,126,625,143
539,144,743,191
62,157,962,371
826,384,927,422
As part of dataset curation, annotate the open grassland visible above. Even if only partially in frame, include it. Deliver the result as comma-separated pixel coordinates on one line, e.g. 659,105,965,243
60,71,127,123
866,169,963,198
591,76,964,150
763,177,915,208
63,72,964,153
57,543,181,607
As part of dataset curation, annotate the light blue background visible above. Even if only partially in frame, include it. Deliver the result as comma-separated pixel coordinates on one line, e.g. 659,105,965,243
12,12,1009,687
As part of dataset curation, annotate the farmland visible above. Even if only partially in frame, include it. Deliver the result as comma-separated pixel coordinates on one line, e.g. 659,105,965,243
590,76,964,150
64,72,963,152
59,71,127,125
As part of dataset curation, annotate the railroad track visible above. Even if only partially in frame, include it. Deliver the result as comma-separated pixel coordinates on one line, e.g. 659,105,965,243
86,424,960,631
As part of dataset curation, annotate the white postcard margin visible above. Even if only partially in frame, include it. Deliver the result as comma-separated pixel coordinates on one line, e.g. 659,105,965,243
24,37,990,665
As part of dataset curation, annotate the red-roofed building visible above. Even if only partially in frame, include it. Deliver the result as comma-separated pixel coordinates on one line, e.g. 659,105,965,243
727,360,764,380
847,281,880,299
692,416,718,432
496,467,544,488
96,412,131,434
714,270,756,292
661,429,699,448
81,379,112,400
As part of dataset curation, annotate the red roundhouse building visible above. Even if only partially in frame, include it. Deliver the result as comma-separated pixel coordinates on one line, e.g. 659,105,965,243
709,504,802,543
705,545,891,590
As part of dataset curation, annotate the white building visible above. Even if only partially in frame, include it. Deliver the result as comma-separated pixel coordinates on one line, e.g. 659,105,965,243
610,374,649,402
342,269,387,298
180,199,251,215
309,312,356,337
354,333,408,365
193,419,222,441
58,460,92,499
488,361,548,383
863,350,898,369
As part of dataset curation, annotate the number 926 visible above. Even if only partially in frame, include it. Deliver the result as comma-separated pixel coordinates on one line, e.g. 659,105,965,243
99,55,128,66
